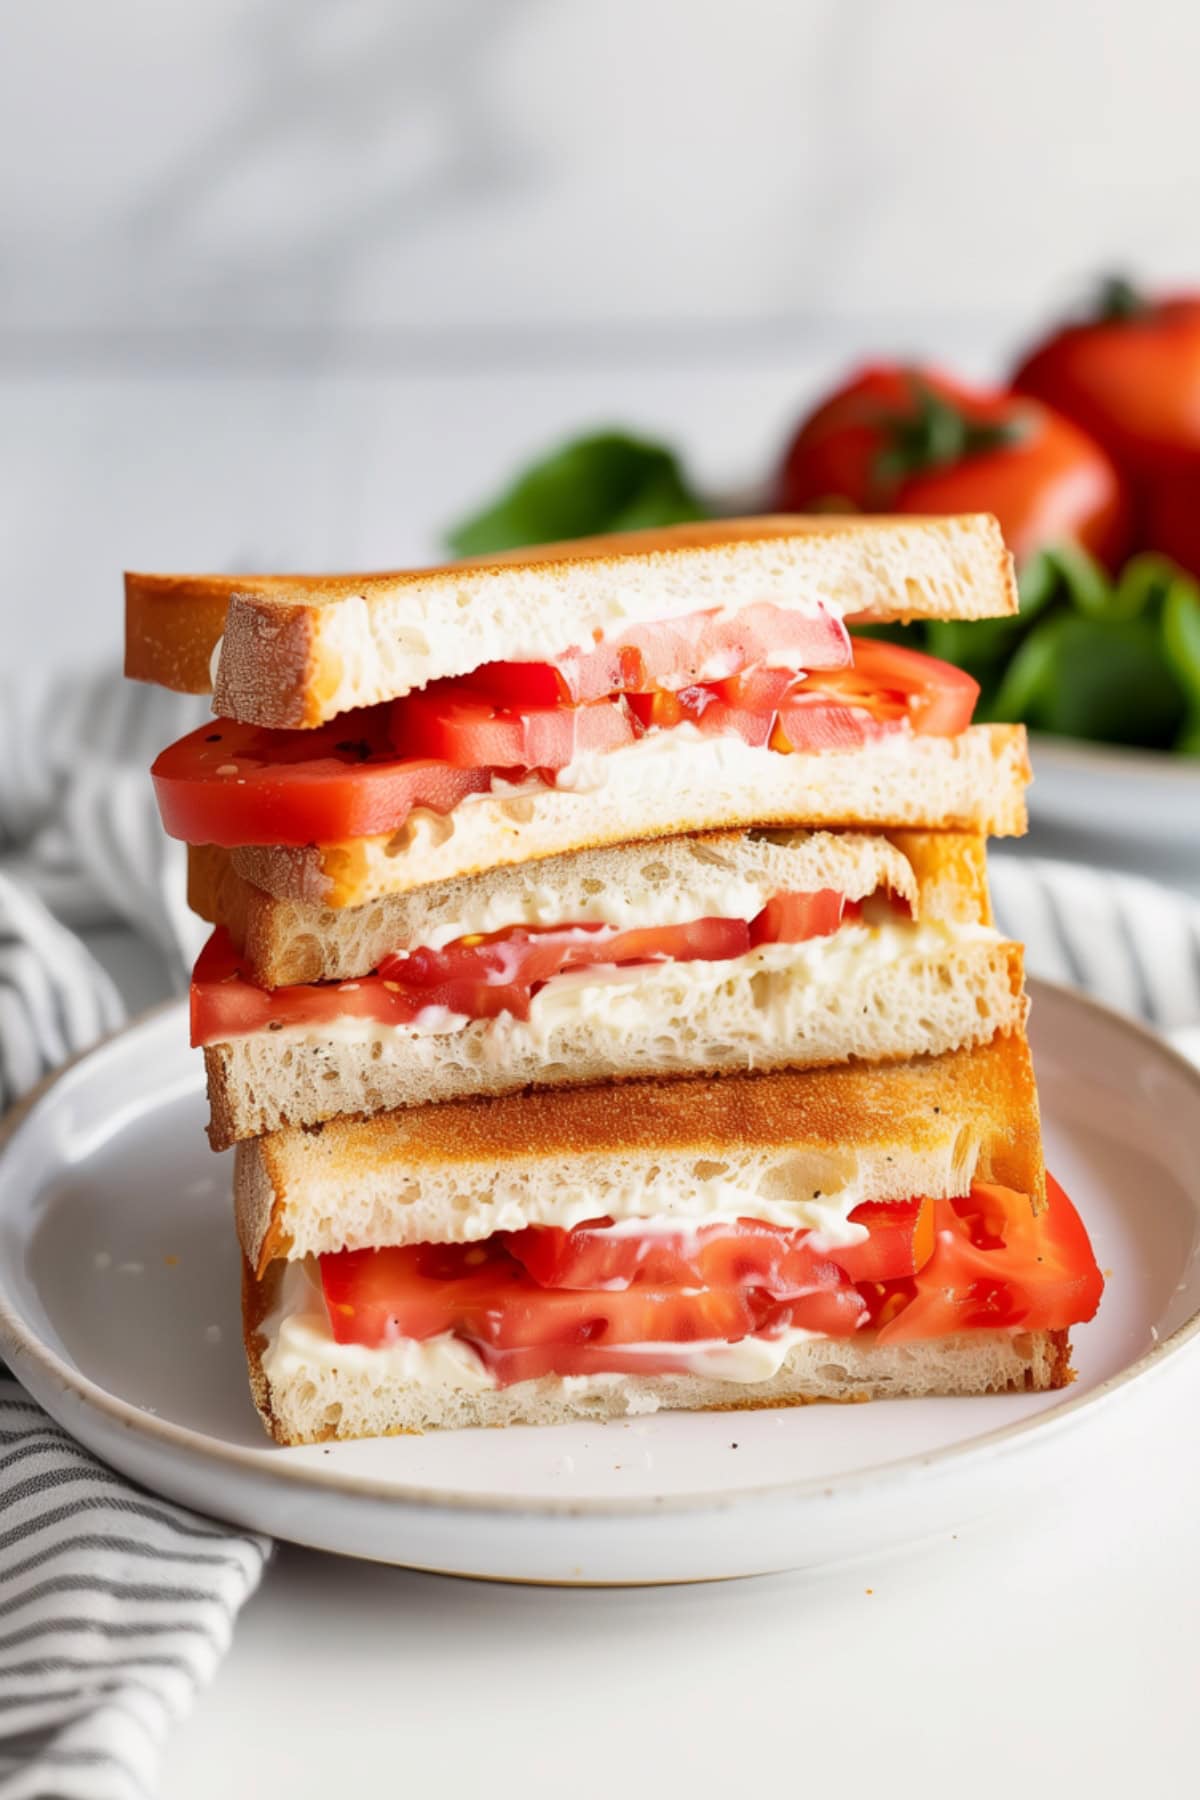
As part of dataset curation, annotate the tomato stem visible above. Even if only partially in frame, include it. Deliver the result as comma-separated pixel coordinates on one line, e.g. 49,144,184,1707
871,374,1032,496
1095,274,1150,323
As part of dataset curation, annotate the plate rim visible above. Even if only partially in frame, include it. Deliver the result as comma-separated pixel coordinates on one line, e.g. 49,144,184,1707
1,981,1198,1522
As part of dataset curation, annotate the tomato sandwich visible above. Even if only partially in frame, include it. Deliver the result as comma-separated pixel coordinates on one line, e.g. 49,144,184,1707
188,827,1025,1146
236,1032,1103,1441
123,513,1106,1442
130,517,1029,911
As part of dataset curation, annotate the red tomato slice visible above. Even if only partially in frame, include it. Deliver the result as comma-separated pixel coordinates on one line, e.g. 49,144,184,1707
192,892,849,1046
321,1239,870,1383
153,634,976,850
321,1237,768,1345
803,639,979,735
771,694,894,753
501,1217,835,1293
153,711,493,848
831,1200,935,1284
390,690,637,772
503,1205,934,1293
625,670,794,748
770,639,977,753
317,1178,1101,1387
748,889,846,946
463,603,852,707
614,602,852,692
684,667,800,747
190,930,435,1043
377,915,753,1013
873,1176,1103,1343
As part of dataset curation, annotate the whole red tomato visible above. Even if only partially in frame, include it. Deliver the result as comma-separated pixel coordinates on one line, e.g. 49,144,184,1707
776,364,1130,570
1013,280,1200,475
1013,280,1200,576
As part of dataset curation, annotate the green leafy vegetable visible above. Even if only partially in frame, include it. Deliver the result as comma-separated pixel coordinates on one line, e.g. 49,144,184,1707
898,541,1200,754
445,432,708,557
990,614,1187,746
1163,578,1200,706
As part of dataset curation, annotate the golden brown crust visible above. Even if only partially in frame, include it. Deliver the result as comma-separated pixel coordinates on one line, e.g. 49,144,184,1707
204,1046,238,1156
1045,1328,1074,1389
247,1030,1043,1270
124,574,232,694
241,1256,286,1444
886,831,993,927
187,842,242,932
126,514,1016,714
285,1024,1036,1183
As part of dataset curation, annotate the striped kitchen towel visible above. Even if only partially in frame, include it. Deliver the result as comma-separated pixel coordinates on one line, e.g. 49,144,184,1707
989,853,1200,1034
0,1377,266,1800
0,667,205,969
0,668,268,1800
0,873,124,1115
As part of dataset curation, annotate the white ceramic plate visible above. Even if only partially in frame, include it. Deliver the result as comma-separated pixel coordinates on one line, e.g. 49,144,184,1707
1028,735,1200,890
1,980,1199,1586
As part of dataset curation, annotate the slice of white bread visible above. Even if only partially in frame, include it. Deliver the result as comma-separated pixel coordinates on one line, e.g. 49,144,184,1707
236,1030,1044,1274
223,724,1029,909
242,1272,1070,1443
190,826,974,988
125,514,1017,722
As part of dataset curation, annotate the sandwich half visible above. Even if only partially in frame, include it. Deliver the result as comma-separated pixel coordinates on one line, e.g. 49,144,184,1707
131,518,1030,910
238,1032,1104,1442
191,828,1026,1146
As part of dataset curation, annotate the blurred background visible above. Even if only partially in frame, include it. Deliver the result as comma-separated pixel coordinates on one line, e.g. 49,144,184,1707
5,0,1200,670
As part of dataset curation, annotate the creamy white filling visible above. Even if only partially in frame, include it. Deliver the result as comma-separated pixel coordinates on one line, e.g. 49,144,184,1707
266,917,998,1055
400,865,805,950
260,1259,823,1397
389,719,918,861
551,720,794,796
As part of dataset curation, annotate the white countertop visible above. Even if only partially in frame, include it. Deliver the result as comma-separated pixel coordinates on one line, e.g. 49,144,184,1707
158,1344,1200,1799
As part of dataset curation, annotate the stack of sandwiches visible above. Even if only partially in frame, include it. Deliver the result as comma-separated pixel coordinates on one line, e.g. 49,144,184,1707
126,517,1103,1442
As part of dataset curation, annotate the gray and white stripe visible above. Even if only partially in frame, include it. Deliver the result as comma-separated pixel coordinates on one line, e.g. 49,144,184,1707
990,852,1200,1033
0,668,206,957
0,874,125,1114
0,670,207,1112
0,1380,267,1800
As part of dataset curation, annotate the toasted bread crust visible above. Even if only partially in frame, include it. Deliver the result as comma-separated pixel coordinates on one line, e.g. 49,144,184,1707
238,1030,1044,1275
125,515,1016,720
251,1026,1042,1181
124,576,232,694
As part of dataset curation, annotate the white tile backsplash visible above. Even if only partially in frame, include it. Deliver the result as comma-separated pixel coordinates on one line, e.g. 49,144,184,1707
3,0,1198,670
4,0,1198,344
